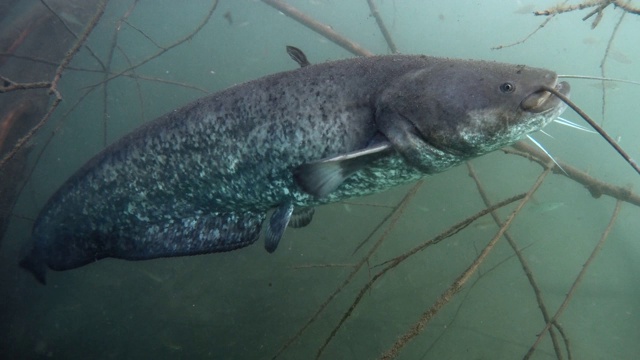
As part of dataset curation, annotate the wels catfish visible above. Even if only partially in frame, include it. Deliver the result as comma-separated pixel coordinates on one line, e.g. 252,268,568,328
20,54,569,284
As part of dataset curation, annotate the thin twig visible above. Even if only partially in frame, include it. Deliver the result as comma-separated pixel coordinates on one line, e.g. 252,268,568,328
0,0,108,169
116,46,146,124
122,19,164,49
599,10,626,126
10,0,215,191
101,0,138,146
271,181,425,360
379,166,552,360
582,0,612,27
316,193,527,359
0,97,61,167
0,53,211,93
509,142,640,207
493,0,568,50
120,72,210,94
466,162,569,359
535,1,604,16
0,76,50,92
523,200,623,359
612,0,640,14
39,0,107,71
85,0,219,90
50,0,108,93
366,0,397,54
535,0,640,16
262,0,374,57
290,263,356,270
340,201,395,209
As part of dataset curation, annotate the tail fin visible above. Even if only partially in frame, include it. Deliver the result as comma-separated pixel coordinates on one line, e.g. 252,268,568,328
19,250,47,285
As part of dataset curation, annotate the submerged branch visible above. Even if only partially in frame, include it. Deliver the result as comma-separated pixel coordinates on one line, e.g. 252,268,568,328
0,0,108,170
86,0,219,90
366,0,398,54
379,166,552,360
316,194,527,359
535,0,607,16
509,142,640,208
262,0,374,57
535,0,640,17
523,199,623,359
272,181,425,360
466,162,570,359
0,76,50,92
599,11,627,125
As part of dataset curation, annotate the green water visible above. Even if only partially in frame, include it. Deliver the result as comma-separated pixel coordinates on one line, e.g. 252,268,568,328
1,0,639,359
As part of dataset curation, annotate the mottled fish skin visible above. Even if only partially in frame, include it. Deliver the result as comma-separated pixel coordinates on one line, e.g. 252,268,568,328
20,55,569,283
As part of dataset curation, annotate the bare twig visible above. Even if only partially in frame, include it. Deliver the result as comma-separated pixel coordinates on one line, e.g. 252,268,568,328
493,0,568,50
121,72,210,94
340,201,395,209
498,0,638,49
0,97,61,168
316,193,527,360
379,166,552,360
582,0,612,27
523,200,623,359
466,162,569,359
535,1,604,16
50,0,108,93
0,0,109,169
271,181,424,360
102,0,139,146
612,0,640,15
116,45,146,124
39,0,107,70
122,19,164,49
0,52,210,93
8,1,216,212
509,142,640,208
535,0,640,16
599,11,627,125
290,263,356,270
366,0,397,54
85,0,219,90
0,76,50,92
262,0,374,57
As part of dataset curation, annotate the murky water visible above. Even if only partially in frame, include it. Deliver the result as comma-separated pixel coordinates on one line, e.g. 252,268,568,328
1,1,639,359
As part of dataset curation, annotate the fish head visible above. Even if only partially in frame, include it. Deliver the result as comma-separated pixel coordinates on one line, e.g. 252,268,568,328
376,58,570,172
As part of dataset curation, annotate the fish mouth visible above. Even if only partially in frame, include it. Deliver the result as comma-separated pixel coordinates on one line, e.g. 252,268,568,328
520,81,571,113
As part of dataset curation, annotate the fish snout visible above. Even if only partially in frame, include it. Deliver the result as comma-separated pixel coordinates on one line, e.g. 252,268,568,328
521,81,571,113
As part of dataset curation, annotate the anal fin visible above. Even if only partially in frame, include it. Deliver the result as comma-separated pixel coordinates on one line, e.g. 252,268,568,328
265,203,294,253
290,207,315,228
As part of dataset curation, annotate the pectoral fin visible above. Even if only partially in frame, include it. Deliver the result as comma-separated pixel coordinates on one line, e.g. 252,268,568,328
293,141,393,198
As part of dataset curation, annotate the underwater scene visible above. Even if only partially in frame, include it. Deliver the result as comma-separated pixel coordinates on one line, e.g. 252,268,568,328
1,0,639,359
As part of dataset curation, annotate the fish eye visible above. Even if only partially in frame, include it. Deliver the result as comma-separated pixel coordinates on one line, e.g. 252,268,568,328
500,82,515,93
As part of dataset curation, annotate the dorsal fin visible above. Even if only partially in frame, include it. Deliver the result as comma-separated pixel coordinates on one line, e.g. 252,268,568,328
286,45,311,68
